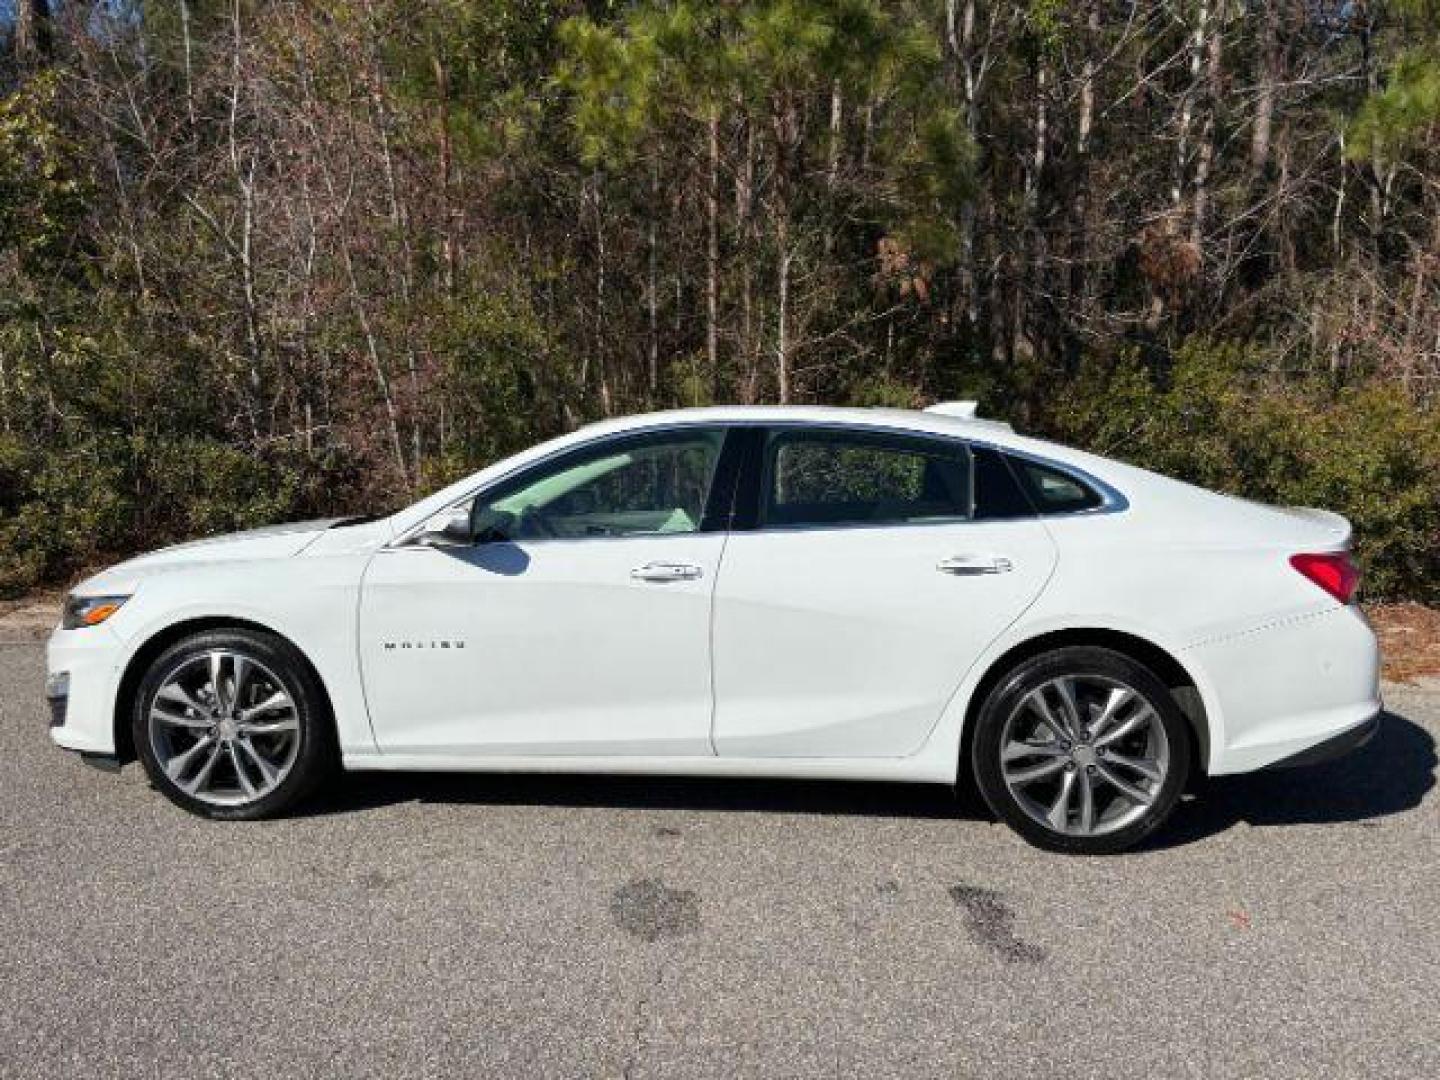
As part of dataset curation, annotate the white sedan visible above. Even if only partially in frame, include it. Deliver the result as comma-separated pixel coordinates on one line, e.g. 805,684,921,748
46,404,1381,854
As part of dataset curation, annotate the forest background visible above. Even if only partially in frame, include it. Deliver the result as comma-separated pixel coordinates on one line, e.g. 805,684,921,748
1,1,1438,602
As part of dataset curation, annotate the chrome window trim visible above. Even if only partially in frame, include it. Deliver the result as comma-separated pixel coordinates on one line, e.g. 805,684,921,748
390,423,732,548
739,423,1129,534
390,417,1128,548
986,444,1130,517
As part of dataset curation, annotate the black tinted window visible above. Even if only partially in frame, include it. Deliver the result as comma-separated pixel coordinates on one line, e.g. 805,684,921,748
972,446,1035,520
1013,458,1104,514
763,433,971,528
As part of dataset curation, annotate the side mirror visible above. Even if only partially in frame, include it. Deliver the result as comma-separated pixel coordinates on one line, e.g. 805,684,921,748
414,506,474,547
469,506,516,545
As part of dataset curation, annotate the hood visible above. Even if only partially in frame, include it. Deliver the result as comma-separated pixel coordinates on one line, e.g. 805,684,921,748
73,518,344,595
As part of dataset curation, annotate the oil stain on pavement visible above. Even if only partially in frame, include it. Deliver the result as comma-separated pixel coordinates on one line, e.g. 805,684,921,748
948,884,1047,964
611,878,701,942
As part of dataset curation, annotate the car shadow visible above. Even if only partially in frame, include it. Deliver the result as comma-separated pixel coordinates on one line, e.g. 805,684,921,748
308,766,965,821
1143,707,1436,850
300,708,1436,847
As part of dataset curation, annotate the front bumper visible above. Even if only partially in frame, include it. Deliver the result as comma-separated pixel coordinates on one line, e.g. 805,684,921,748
46,670,69,727
46,623,125,756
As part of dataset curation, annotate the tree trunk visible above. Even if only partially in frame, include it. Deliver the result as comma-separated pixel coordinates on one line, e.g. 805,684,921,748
589,175,613,416
647,163,660,399
0,347,10,434
238,167,264,440
1357,1,1386,238
826,80,842,188
736,113,758,403
949,0,983,328
1173,0,1208,209
298,172,320,457
1277,131,1296,274
228,0,264,440
776,230,792,405
340,240,408,482
1333,131,1347,256
433,48,456,293
1190,14,1222,250
1250,0,1279,173
1068,1,1099,365
706,113,721,400
1027,61,1047,216
772,97,799,404
13,0,52,65
1016,59,1047,364
179,1,197,128
364,48,423,477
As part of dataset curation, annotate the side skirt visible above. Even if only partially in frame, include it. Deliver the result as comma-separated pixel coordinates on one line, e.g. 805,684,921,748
341,751,954,785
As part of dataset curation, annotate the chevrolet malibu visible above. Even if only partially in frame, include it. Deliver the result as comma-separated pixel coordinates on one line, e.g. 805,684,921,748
46,404,1381,854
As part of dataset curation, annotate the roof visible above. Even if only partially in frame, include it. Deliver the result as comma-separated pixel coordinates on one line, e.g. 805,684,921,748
574,404,1012,442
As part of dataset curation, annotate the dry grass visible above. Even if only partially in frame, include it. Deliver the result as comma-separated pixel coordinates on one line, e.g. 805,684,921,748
1367,602,1440,684
0,593,63,644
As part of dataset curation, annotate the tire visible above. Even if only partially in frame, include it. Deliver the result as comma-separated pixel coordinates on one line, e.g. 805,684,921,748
132,628,336,820
971,646,1191,855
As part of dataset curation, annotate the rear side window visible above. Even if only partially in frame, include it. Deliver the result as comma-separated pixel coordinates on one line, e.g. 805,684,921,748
762,432,971,528
1012,458,1105,514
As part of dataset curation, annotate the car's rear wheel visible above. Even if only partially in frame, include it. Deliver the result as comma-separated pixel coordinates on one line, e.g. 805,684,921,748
132,628,335,819
972,646,1191,855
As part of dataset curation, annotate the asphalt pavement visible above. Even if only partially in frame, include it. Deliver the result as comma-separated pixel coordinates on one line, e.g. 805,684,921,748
2,641,1437,1078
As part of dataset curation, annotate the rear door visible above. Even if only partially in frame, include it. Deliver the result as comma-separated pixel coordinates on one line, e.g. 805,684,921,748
710,427,1057,758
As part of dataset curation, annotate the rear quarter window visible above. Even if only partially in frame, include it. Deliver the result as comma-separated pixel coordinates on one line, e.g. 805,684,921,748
1012,458,1105,514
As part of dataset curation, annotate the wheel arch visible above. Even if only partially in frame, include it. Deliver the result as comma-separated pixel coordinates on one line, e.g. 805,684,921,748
956,627,1211,790
112,616,337,764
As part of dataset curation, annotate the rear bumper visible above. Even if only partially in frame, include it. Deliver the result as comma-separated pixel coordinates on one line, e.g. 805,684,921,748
1265,709,1380,769
1184,604,1382,775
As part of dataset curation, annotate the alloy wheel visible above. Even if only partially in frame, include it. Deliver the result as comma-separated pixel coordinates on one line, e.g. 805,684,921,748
999,674,1171,837
146,649,301,807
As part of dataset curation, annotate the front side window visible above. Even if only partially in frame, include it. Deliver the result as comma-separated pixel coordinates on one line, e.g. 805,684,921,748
762,431,971,528
475,429,726,540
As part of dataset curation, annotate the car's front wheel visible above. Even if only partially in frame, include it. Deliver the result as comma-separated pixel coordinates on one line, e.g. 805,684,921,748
133,628,335,819
972,646,1191,855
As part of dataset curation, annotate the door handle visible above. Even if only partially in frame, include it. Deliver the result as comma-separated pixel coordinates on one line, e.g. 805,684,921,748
937,555,1014,575
630,561,704,583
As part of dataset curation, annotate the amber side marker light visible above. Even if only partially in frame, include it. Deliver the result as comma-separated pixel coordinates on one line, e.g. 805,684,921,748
61,595,130,629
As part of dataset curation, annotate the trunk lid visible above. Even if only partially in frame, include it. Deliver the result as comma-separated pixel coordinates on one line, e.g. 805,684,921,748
1252,504,1353,547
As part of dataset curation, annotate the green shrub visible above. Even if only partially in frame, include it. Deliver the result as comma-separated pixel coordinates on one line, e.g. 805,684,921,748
4,330,1436,605
0,432,336,599
1048,342,1440,601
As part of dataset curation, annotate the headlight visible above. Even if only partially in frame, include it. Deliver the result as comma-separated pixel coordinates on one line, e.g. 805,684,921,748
62,594,130,629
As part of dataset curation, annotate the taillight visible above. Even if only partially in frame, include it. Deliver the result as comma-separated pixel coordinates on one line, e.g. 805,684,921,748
1290,552,1361,604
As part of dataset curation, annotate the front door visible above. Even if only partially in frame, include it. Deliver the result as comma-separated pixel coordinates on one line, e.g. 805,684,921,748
711,427,1058,758
360,427,734,756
